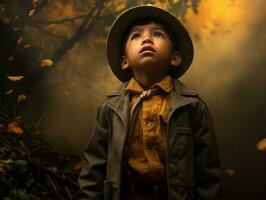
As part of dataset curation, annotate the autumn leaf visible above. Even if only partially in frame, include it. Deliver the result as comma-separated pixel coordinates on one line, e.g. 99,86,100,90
0,167,5,173
16,37,23,45
8,56,14,61
17,94,27,102
73,160,87,171
24,44,31,48
5,89,13,95
224,168,235,176
47,23,56,28
7,75,24,81
256,138,266,152
13,27,20,31
32,0,38,7
64,91,69,96
40,59,53,67
7,122,23,135
0,3,5,12
28,9,36,16
2,17,10,24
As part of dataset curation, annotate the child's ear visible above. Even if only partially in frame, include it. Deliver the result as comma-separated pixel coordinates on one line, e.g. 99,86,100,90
170,51,182,68
120,55,130,70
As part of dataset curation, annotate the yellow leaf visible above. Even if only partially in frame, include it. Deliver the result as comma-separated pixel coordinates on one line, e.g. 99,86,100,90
28,9,36,17
0,3,5,12
7,75,24,81
13,27,20,31
256,138,266,151
224,168,235,176
5,89,13,95
47,23,56,28
17,94,27,102
5,159,13,164
24,44,31,48
40,59,53,67
7,122,23,135
17,37,23,45
73,160,87,171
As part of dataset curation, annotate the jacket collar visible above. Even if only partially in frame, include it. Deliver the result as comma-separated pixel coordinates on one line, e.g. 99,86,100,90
105,78,199,123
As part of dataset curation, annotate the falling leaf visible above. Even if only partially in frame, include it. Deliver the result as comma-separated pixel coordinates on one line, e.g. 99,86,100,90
2,17,10,24
7,75,24,81
17,37,23,44
73,160,87,171
7,122,23,135
17,94,27,102
13,27,20,31
224,168,235,176
256,138,266,152
5,159,13,164
32,0,38,7
28,9,36,17
8,56,14,61
5,89,13,95
47,23,56,28
0,167,5,173
0,3,5,12
24,44,31,48
40,59,53,67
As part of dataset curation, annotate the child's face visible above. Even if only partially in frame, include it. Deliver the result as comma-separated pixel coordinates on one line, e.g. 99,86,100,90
120,22,181,76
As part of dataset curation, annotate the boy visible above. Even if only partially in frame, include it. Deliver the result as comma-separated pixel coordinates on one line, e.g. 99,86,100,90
78,5,221,200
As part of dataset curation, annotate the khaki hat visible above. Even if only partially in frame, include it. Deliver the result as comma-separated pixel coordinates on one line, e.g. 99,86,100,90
106,5,194,82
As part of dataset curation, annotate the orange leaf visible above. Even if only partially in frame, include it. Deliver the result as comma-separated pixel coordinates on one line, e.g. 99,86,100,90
0,3,5,12
8,56,14,61
0,167,5,173
7,122,23,135
17,94,27,102
24,44,31,48
7,75,24,81
2,17,10,24
5,89,13,95
28,9,36,17
224,168,235,176
47,23,56,28
256,138,266,152
17,37,23,45
73,160,87,171
40,59,53,67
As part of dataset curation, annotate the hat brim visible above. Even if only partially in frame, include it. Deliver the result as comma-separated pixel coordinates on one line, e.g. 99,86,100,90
106,5,194,82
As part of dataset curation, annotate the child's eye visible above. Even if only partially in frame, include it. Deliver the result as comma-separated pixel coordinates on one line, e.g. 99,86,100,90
153,31,163,37
131,33,141,40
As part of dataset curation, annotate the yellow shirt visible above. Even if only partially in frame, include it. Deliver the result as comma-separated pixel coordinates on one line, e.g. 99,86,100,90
125,75,174,183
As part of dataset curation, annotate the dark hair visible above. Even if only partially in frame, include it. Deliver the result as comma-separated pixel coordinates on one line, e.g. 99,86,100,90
121,17,178,55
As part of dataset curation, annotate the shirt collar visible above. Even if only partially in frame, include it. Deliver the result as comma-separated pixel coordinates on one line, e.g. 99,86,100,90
125,75,173,93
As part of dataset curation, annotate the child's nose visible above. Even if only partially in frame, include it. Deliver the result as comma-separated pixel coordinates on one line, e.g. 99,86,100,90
142,35,153,45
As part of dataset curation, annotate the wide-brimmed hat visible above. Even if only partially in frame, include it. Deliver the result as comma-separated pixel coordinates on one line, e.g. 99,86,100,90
106,5,194,82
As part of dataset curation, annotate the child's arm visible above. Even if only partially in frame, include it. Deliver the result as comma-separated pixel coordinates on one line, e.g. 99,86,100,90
77,101,109,200
193,99,222,199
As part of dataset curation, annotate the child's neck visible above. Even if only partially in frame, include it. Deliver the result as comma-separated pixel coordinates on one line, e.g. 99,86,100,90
133,72,168,90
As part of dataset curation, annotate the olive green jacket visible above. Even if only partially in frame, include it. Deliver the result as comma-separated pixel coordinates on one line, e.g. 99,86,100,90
77,78,222,200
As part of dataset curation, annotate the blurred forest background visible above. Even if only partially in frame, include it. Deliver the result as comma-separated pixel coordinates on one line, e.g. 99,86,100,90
0,0,265,199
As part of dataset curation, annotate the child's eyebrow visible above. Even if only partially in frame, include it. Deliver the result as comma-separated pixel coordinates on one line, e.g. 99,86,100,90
129,26,166,35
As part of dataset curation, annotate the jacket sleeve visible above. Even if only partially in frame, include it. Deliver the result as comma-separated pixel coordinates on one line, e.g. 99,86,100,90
193,99,222,200
77,101,109,200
